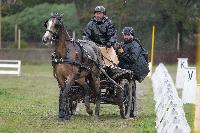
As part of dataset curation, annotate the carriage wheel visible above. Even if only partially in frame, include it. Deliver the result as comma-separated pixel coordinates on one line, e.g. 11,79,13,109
118,79,133,119
130,80,136,118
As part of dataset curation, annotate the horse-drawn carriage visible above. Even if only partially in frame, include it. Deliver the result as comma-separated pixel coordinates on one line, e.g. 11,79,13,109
69,46,136,119
42,13,136,120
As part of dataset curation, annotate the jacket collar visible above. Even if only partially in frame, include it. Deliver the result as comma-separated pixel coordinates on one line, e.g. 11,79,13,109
92,16,108,24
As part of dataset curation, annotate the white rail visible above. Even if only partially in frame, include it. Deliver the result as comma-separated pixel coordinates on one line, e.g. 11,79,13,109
152,63,190,133
0,60,21,76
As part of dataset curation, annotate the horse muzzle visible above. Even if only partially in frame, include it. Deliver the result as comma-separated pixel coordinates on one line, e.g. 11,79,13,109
42,36,52,45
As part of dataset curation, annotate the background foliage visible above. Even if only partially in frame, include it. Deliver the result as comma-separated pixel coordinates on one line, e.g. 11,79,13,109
2,3,80,41
1,0,200,51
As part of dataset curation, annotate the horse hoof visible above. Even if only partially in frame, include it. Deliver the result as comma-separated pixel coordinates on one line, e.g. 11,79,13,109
58,115,71,121
58,111,65,118
95,112,99,116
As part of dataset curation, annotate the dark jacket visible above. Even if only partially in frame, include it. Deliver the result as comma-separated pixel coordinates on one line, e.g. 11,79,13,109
118,39,150,82
83,16,117,47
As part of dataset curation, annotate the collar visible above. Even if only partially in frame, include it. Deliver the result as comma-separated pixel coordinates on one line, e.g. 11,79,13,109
92,16,108,24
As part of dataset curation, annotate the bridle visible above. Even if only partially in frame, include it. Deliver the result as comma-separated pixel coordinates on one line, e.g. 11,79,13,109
44,17,62,41
46,29,58,41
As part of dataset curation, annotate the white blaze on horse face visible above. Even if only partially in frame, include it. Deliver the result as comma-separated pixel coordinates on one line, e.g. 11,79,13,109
44,19,53,38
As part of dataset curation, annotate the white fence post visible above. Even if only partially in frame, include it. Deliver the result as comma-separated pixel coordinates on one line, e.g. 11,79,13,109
0,60,21,76
152,63,190,133
176,58,188,89
182,67,197,104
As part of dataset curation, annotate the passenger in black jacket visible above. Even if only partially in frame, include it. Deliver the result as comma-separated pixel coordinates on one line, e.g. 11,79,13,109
117,27,150,82
83,6,117,48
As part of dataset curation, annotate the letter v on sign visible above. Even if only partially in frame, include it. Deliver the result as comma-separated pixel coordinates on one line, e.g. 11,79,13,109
188,70,194,80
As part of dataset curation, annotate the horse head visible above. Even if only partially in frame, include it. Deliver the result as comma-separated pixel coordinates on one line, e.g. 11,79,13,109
42,13,64,45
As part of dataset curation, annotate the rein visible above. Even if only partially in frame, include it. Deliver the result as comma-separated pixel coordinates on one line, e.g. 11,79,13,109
52,56,93,72
46,29,56,35
51,40,99,69
45,29,58,41
47,18,100,75
46,29,73,43
51,53,100,77
101,54,117,67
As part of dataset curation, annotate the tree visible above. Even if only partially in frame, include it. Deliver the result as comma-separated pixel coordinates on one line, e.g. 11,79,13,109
155,0,200,54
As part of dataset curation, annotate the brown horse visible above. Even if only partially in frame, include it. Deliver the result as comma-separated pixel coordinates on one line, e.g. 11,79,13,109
42,13,103,120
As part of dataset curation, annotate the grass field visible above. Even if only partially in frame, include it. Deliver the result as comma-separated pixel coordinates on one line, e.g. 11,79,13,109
0,64,194,133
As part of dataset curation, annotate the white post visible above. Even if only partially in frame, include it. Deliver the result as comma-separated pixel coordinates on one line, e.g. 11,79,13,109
17,60,21,76
0,60,21,76
18,29,21,49
175,58,188,89
182,67,197,104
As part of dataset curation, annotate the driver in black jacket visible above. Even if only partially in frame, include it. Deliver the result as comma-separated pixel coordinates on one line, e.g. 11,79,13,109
117,27,150,82
83,6,117,48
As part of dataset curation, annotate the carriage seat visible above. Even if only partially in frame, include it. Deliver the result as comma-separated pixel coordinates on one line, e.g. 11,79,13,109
99,47,119,67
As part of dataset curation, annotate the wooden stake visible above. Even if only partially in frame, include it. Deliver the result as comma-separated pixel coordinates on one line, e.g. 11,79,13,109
18,29,21,49
150,25,155,77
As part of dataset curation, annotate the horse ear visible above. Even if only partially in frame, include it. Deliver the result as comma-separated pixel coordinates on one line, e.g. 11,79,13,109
60,13,64,17
44,20,48,28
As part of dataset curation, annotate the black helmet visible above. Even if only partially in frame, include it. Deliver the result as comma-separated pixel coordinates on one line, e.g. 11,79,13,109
94,6,106,14
122,27,135,36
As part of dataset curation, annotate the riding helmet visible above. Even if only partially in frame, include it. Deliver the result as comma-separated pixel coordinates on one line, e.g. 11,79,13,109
94,6,106,14
122,27,135,36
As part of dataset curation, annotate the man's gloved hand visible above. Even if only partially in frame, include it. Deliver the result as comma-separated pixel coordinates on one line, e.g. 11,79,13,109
117,47,124,56
113,42,122,50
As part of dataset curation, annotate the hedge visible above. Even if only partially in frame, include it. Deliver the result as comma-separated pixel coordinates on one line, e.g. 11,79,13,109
2,3,80,41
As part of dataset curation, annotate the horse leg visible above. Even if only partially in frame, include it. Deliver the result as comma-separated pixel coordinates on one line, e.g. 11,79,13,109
52,65,57,78
90,75,101,117
58,86,65,119
95,78,101,117
83,83,93,116
57,78,71,120
76,77,93,116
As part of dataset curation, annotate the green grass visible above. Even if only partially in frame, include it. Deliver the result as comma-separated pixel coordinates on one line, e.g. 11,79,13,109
0,64,156,133
0,64,194,132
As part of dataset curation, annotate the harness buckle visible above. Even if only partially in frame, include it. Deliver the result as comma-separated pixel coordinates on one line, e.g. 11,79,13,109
60,58,63,62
